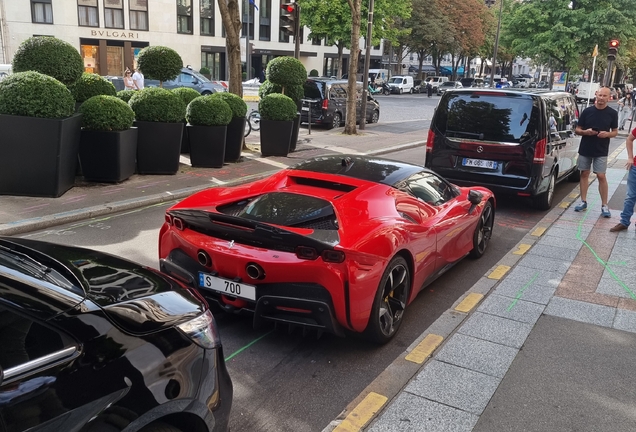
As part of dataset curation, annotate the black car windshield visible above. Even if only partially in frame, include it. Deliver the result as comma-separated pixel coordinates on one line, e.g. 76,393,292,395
439,92,537,143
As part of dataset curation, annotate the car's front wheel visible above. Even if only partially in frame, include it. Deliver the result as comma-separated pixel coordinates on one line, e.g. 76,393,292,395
364,256,410,344
370,110,379,123
470,201,494,258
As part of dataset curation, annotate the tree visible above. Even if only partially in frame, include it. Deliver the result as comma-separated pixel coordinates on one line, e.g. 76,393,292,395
217,0,242,96
405,0,450,78
344,0,362,134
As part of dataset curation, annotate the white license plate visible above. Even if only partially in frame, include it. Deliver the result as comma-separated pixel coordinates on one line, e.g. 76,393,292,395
462,158,498,169
301,107,309,111
198,272,256,301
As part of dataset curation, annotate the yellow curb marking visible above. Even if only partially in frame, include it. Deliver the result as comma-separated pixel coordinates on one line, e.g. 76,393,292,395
455,293,484,313
559,201,571,209
488,265,510,280
243,96,260,102
512,244,531,255
531,227,546,237
405,334,444,364
568,192,579,199
334,392,388,432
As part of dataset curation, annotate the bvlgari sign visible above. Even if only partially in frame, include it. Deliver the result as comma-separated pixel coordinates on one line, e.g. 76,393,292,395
90,30,140,39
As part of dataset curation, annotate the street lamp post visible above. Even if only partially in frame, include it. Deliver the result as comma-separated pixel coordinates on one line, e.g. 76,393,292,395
487,0,504,86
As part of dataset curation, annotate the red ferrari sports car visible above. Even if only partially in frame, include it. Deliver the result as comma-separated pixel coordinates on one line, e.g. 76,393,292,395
159,155,495,343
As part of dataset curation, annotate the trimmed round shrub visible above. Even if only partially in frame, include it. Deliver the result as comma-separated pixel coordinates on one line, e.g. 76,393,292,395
242,72,247,81
266,56,307,87
129,87,185,123
172,87,201,107
258,80,303,104
309,69,319,77
0,71,74,118
69,72,117,103
12,36,83,86
116,89,136,103
186,96,232,127
259,93,297,122
200,66,211,75
137,46,182,83
210,92,247,118
79,95,134,131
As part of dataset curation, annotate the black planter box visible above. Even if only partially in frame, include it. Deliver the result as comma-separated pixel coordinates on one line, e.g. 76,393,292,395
188,124,226,168
180,120,190,154
225,116,245,162
79,128,138,183
136,121,183,175
260,119,293,157
0,113,82,197
289,113,300,152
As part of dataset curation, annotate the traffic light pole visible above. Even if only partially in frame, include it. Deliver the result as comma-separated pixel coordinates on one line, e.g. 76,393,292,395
605,59,614,87
294,4,300,59
359,0,374,131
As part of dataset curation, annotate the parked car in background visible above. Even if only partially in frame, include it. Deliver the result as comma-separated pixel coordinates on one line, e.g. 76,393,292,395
0,236,233,432
425,76,449,93
387,75,414,94
460,78,484,88
426,88,581,210
145,67,227,94
437,81,463,95
413,79,423,93
0,64,12,81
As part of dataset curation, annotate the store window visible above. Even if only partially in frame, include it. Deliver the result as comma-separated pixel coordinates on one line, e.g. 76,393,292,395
177,0,193,34
31,0,53,24
78,0,99,27
81,44,100,74
200,0,214,36
106,46,124,76
130,0,148,31
258,0,271,41
104,0,124,29
201,51,223,80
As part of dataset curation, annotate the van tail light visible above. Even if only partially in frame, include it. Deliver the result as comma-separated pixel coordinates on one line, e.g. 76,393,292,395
322,99,329,110
426,128,435,153
533,138,547,164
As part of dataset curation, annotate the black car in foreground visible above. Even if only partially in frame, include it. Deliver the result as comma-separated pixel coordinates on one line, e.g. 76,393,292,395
0,237,232,432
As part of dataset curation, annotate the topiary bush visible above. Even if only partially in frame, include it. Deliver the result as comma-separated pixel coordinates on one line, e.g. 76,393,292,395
259,93,297,122
117,89,136,103
210,92,247,118
186,96,232,127
79,95,135,131
259,80,303,104
12,36,83,86
309,69,319,77
129,87,185,123
266,56,307,87
0,71,74,118
172,87,201,107
69,72,117,103
137,46,183,85
200,66,211,75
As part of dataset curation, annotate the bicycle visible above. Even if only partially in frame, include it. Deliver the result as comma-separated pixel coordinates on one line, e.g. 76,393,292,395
244,109,261,137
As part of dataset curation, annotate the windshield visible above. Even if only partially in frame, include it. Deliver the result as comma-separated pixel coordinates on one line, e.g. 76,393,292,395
389,77,403,84
437,92,538,143
191,70,210,83
442,82,455,87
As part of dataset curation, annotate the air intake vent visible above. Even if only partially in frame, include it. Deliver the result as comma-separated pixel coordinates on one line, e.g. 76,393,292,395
290,176,356,192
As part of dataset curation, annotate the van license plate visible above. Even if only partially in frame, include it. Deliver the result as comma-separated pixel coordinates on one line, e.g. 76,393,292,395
462,158,498,169
301,107,309,111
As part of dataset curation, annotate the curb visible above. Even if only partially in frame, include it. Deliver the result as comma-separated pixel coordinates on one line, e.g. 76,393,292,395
0,140,425,237
243,95,259,102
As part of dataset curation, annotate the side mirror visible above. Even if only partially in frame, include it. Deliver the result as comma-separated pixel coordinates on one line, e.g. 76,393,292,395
468,190,483,205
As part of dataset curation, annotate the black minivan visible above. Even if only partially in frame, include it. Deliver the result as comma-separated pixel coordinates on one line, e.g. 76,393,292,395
425,89,580,209
301,78,380,129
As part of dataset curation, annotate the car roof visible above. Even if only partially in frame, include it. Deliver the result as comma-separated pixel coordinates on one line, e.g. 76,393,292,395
289,155,427,187
447,88,574,98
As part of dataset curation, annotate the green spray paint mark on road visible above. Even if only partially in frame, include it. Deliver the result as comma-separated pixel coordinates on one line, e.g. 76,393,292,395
507,272,540,311
225,330,274,362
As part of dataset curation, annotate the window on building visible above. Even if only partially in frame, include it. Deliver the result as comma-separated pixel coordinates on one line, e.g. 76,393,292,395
129,0,148,30
242,3,254,39
104,0,124,28
177,0,192,34
201,51,222,80
200,0,214,36
258,0,271,41
31,0,53,24
78,0,99,27
312,37,321,46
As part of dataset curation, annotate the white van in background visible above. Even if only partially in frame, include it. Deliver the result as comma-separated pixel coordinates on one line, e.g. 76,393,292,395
387,75,414,94
368,69,389,85
0,64,12,81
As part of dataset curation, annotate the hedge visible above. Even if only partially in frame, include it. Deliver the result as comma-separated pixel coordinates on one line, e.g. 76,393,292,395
128,87,185,123
0,71,74,118
69,72,117,103
12,36,83,86
258,80,303,104
186,96,232,127
116,89,136,103
137,46,183,84
309,69,319,77
266,56,307,87
259,93,297,122
80,95,135,131
210,92,247,118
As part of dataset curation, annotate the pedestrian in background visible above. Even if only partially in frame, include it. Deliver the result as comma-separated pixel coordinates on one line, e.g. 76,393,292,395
609,126,636,232
426,82,432,98
132,68,144,90
617,93,632,130
123,67,135,90
574,87,619,218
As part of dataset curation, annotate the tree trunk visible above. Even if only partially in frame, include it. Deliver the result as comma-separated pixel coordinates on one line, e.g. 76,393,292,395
337,43,344,79
217,0,243,97
417,51,425,79
344,0,361,135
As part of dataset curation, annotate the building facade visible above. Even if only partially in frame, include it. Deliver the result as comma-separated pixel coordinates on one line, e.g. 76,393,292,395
0,0,383,80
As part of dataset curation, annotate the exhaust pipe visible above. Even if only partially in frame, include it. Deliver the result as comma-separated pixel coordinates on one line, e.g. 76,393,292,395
246,263,265,280
197,250,211,267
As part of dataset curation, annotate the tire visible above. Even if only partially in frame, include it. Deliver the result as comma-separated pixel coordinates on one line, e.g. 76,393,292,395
140,422,183,432
364,256,411,344
383,89,390,95
370,110,379,123
568,168,581,182
399,88,403,94
328,113,341,129
248,111,260,131
534,172,556,210
201,91,212,96
244,116,252,137
409,88,414,94
469,201,494,259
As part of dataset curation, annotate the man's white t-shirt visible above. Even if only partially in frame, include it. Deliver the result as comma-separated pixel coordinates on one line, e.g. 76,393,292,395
132,71,144,90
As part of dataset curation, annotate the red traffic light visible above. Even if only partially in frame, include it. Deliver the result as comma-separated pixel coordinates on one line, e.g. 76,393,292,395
281,4,295,13
609,39,620,48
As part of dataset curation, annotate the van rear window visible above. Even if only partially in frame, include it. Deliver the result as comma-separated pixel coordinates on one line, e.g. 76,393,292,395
437,93,538,143
304,81,325,99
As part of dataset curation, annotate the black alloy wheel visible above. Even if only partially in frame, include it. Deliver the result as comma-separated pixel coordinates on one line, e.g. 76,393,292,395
329,113,341,129
470,201,494,258
370,110,379,123
534,172,556,210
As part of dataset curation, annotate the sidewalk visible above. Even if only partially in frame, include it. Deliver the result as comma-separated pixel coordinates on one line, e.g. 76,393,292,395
335,142,636,432
0,124,426,236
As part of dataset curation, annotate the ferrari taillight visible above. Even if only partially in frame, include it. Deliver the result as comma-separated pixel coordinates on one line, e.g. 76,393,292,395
322,250,345,263
296,246,319,260
165,214,172,225
426,128,435,153
533,138,547,164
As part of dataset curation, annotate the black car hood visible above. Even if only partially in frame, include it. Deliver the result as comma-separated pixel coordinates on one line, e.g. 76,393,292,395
3,237,204,334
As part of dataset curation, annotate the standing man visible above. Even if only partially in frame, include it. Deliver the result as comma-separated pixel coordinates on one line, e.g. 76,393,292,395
609,127,635,231
574,87,618,217
132,68,144,90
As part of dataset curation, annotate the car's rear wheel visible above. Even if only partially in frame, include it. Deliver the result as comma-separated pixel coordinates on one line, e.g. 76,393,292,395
370,110,379,123
201,91,212,96
364,256,410,344
140,422,183,432
328,113,341,129
534,171,556,210
410,88,414,94
469,202,494,258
